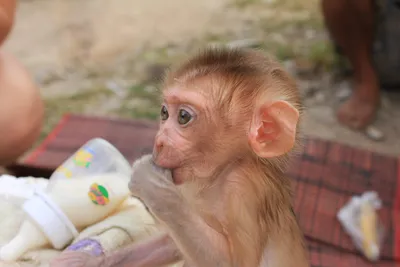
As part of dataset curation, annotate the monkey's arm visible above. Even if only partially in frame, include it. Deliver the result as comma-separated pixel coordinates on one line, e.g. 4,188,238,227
50,232,181,267
155,205,232,267
100,232,181,267
129,155,233,267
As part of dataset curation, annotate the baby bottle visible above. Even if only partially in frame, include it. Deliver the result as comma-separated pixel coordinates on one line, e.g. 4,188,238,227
0,138,133,262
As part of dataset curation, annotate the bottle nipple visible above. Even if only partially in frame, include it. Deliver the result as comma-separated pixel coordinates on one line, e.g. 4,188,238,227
0,219,48,261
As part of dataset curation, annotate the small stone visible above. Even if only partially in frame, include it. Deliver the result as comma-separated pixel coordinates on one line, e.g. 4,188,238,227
226,39,262,49
336,87,351,101
365,126,385,141
336,81,352,101
314,91,325,104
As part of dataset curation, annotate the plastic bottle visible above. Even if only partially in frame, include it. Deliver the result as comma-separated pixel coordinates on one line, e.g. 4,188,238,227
0,138,133,262
49,138,132,182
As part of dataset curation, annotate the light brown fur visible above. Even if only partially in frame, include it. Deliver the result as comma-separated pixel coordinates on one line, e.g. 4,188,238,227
50,47,309,267
160,48,307,265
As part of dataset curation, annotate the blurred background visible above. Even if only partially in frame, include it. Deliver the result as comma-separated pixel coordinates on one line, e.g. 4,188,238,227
4,0,400,156
0,1,399,266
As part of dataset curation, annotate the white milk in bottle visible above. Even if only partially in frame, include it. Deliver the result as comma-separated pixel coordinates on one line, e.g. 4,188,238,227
0,138,133,261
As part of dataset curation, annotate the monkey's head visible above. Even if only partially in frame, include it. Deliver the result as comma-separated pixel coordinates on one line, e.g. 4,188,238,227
152,47,302,185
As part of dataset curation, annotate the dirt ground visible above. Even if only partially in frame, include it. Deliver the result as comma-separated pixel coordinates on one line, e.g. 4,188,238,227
4,0,400,156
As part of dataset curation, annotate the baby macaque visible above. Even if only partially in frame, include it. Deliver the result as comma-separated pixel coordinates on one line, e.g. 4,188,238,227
50,47,309,267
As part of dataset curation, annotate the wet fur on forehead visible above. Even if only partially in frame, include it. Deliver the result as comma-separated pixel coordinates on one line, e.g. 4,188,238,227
165,48,299,99
162,47,302,126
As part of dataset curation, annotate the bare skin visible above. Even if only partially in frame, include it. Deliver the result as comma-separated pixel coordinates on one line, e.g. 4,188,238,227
50,47,309,267
0,0,16,45
0,50,44,165
321,0,379,130
0,0,44,165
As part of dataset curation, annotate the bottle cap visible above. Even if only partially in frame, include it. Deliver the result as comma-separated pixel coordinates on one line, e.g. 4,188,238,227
22,189,79,249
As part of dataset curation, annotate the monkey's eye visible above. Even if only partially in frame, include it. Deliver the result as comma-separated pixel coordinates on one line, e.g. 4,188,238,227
160,105,169,121
178,109,192,125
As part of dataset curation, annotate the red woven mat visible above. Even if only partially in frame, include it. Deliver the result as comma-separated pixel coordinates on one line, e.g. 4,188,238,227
10,114,400,266
289,138,400,266
22,114,158,171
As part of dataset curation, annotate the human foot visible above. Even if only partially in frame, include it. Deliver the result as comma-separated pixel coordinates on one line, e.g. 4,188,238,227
336,82,380,130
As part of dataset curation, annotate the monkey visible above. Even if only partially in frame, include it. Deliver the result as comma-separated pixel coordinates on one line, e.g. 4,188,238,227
50,47,310,267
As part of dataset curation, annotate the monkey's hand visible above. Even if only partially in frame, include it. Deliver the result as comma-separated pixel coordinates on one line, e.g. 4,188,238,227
49,251,104,267
129,155,232,267
129,154,182,216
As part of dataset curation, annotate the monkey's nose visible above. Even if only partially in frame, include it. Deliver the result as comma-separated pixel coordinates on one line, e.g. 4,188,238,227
152,139,163,160
154,138,164,154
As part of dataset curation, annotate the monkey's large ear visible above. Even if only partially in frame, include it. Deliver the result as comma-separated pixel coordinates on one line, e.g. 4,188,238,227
249,100,299,158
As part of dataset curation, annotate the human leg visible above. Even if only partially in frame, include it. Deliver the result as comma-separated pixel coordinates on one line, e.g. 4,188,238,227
321,0,379,130
0,51,44,165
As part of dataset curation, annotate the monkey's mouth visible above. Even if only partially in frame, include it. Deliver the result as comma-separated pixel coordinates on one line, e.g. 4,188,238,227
151,159,183,185
150,159,167,173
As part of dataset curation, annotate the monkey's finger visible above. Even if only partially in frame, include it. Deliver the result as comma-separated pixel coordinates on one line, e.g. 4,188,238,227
131,154,153,169
128,179,140,195
150,160,173,181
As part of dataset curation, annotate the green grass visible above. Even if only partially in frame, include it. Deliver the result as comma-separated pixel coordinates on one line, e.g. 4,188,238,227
261,41,296,61
40,88,114,141
127,84,160,103
142,47,173,65
115,84,161,120
267,0,319,13
306,40,337,71
203,33,225,43
231,0,261,8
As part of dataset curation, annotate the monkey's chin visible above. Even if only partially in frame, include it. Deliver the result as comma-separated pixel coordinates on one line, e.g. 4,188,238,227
171,169,184,185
